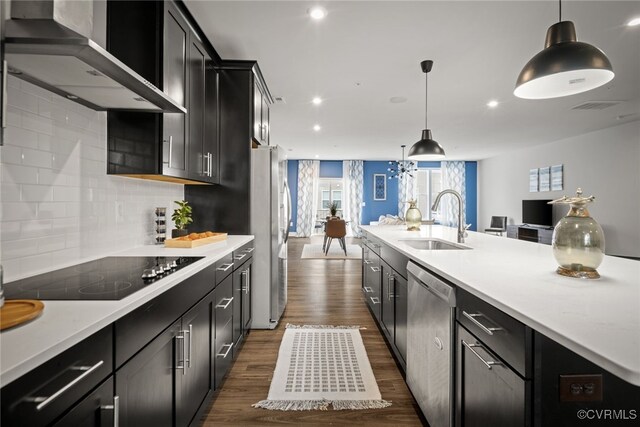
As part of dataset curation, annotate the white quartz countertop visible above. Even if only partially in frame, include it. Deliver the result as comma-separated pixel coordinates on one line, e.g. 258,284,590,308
0,235,254,387
361,225,640,386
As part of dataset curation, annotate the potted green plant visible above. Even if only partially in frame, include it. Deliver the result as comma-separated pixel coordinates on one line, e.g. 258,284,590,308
329,201,339,218
171,200,193,238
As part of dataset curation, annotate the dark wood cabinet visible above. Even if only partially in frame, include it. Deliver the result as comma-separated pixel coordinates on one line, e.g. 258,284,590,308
241,258,253,333
53,378,115,427
252,80,270,145
381,261,395,342
115,320,180,427
362,242,382,322
106,1,219,185
232,256,253,355
176,295,212,427
394,273,408,364
456,324,530,427
185,61,273,234
213,274,234,389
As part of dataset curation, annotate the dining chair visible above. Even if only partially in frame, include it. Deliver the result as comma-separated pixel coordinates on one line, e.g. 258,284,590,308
324,219,347,255
485,216,508,236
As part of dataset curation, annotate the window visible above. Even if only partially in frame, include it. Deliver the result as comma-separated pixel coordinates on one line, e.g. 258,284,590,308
316,178,343,220
416,169,442,221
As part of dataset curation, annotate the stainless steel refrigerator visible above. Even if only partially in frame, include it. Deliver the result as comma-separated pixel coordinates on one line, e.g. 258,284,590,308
250,145,291,329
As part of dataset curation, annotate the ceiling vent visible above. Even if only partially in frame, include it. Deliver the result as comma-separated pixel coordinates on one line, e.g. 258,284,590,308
571,101,622,111
273,96,286,104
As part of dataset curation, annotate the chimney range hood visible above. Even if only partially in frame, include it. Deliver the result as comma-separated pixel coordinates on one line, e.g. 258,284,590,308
4,0,186,113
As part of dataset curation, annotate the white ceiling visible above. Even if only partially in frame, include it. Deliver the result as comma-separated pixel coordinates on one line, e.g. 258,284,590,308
185,1,640,161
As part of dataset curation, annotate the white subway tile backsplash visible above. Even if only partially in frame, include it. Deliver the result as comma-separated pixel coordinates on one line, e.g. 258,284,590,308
1,78,184,281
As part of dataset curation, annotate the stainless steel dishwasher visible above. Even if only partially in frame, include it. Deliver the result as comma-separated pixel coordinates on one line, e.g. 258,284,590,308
407,261,457,427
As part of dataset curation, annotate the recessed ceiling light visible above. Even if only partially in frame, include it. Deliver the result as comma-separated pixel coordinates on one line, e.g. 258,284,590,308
315,154,320,158
312,97,323,105
628,17,640,27
313,124,321,132
487,100,499,108
309,6,326,20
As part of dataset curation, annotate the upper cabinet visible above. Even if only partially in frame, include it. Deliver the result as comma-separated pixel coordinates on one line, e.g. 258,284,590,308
106,1,218,185
253,78,272,146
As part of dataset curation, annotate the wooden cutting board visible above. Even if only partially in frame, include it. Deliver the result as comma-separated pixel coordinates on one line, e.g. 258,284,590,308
164,232,228,248
0,300,45,331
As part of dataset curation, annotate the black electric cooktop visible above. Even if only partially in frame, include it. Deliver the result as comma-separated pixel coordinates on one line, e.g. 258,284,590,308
3,256,204,301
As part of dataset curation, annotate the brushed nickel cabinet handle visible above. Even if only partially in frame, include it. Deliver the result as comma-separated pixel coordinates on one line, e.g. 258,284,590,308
101,395,120,427
234,253,247,261
216,297,233,309
370,297,380,305
370,266,380,272
363,286,373,293
175,334,186,375
462,340,503,370
462,311,503,336
1,60,7,131
187,324,193,368
28,360,104,411
216,263,234,272
217,343,233,358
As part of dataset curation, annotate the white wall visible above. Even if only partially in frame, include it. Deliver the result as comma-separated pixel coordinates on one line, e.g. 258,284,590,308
0,76,184,281
478,120,640,258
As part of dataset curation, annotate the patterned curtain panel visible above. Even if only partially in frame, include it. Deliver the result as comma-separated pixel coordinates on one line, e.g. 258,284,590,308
440,161,466,228
342,160,364,237
296,160,320,237
397,163,417,218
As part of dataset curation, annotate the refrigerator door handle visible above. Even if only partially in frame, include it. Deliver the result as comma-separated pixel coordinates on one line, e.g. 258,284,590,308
283,180,292,243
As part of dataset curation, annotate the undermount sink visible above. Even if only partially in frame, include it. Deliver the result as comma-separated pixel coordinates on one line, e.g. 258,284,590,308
399,238,471,251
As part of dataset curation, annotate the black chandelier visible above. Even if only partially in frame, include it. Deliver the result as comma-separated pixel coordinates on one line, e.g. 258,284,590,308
388,145,417,179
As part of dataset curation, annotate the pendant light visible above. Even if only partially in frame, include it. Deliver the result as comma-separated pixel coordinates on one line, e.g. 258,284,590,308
388,145,417,179
408,60,446,160
514,0,614,99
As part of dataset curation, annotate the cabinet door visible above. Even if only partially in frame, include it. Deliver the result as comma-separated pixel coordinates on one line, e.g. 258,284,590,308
204,64,219,183
252,81,262,143
261,94,269,145
213,275,234,389
363,248,381,321
394,273,408,364
381,262,395,341
456,325,529,427
176,295,212,427
53,377,115,427
162,3,188,178
242,259,253,331
115,320,181,427
187,36,206,182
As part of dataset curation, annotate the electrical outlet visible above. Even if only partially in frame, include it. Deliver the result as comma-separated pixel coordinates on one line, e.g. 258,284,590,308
559,374,603,402
115,201,124,224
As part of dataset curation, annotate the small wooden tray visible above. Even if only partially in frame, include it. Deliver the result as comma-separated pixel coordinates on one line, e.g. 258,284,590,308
164,232,228,248
0,300,45,331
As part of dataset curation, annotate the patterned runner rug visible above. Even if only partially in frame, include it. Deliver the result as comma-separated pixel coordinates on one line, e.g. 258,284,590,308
253,324,392,411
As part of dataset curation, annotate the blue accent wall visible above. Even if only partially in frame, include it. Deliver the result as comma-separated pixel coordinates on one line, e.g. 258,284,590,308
319,161,343,178
285,159,477,232
465,161,478,231
287,160,298,232
362,161,399,224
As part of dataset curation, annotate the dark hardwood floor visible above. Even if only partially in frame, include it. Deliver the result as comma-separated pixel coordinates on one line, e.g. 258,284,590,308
201,237,424,426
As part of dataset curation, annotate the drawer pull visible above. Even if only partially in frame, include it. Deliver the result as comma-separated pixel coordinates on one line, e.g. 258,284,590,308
462,311,503,336
370,266,380,272
28,360,104,411
363,260,372,265
462,340,503,370
363,286,373,293
217,263,234,272
243,247,254,253
370,297,380,305
241,269,250,294
101,395,120,427
216,297,234,309
187,324,193,368
175,334,187,375
217,343,233,358
234,253,247,261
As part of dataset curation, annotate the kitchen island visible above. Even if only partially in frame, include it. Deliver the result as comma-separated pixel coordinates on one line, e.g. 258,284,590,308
360,225,640,386
1,235,254,426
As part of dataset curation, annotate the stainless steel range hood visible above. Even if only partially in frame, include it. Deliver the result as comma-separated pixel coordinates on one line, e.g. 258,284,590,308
4,0,185,113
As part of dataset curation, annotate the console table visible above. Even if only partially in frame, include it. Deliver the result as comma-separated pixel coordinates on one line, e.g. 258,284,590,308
506,225,553,245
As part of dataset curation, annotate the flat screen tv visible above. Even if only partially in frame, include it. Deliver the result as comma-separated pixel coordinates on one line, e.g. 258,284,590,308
522,199,553,227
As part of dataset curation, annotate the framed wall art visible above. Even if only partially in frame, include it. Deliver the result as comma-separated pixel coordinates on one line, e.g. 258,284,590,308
373,174,387,201
551,164,563,191
529,168,539,192
539,166,550,192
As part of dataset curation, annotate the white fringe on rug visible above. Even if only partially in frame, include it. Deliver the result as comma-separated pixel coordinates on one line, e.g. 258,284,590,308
252,398,392,411
285,323,363,330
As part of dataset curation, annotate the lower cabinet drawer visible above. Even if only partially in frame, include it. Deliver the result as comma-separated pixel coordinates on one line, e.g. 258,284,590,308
53,377,115,427
457,288,532,378
214,274,233,327
1,326,113,427
214,317,234,390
